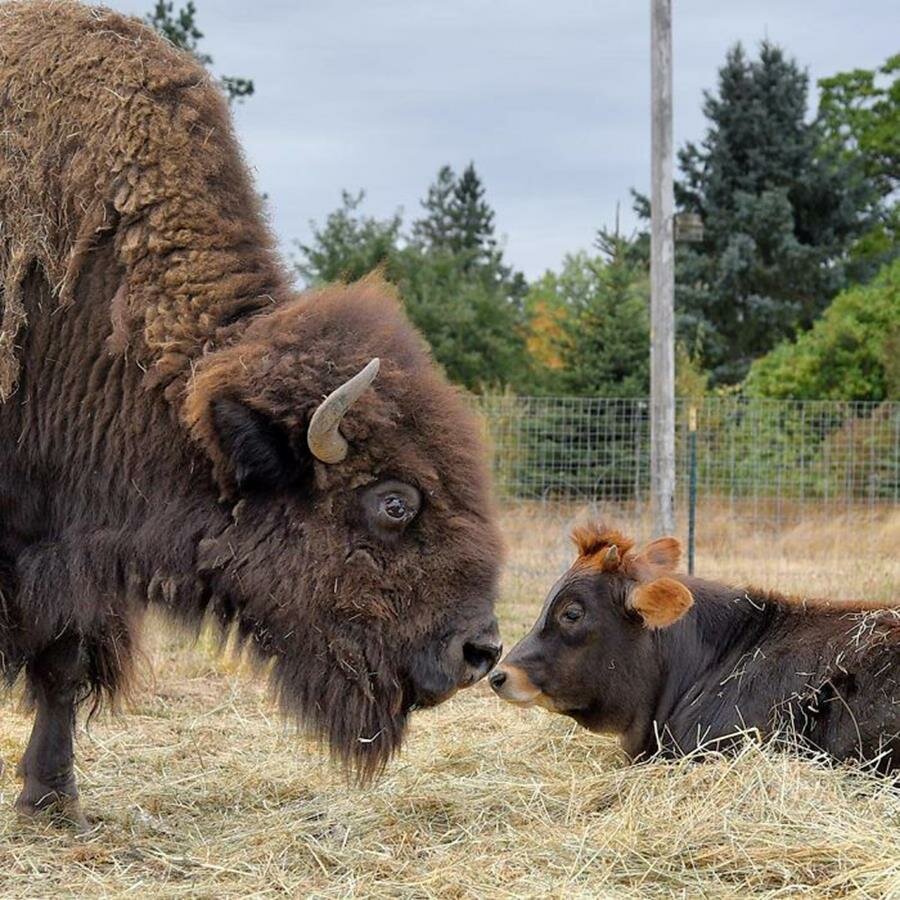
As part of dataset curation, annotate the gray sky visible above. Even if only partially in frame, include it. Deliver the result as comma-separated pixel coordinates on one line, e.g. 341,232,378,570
109,1,897,279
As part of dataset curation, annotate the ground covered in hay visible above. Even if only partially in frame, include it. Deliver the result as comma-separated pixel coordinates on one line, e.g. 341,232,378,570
1,507,898,898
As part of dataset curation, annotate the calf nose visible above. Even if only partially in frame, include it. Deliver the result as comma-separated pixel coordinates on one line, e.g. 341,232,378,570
462,640,503,680
488,669,507,691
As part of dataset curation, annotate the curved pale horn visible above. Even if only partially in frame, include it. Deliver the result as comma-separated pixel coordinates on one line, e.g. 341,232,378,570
307,358,381,463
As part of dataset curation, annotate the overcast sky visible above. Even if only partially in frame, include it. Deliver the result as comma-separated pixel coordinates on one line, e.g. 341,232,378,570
108,1,897,280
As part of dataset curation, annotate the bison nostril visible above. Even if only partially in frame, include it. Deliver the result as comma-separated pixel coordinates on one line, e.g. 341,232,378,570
463,641,502,675
489,669,507,690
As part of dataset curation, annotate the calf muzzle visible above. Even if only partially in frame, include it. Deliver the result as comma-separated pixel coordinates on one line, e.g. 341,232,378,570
489,662,546,706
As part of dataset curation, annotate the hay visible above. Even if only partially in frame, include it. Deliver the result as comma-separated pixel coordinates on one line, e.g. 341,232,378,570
1,507,898,897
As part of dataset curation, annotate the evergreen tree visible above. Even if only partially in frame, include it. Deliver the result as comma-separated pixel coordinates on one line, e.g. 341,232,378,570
294,191,402,285
545,233,650,397
412,165,457,252
413,163,519,286
146,1,254,103
407,164,529,387
448,162,498,265
674,42,874,384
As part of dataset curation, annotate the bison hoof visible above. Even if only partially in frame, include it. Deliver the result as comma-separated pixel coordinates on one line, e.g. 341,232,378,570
14,788,91,832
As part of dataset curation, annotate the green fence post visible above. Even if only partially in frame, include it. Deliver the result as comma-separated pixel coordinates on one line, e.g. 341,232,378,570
688,405,698,575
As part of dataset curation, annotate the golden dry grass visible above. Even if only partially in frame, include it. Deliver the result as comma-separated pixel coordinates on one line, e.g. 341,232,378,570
1,506,898,898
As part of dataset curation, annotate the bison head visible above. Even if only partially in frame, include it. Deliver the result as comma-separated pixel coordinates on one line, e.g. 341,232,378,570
182,277,503,778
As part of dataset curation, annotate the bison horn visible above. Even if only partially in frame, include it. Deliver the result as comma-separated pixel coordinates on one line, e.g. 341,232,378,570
307,358,381,463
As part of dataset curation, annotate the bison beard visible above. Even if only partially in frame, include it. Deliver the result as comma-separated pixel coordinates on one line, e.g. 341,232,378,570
197,527,413,781
0,0,503,815
213,587,412,781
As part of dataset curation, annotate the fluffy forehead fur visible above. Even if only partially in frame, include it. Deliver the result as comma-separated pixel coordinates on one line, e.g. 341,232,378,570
570,522,681,580
571,523,636,567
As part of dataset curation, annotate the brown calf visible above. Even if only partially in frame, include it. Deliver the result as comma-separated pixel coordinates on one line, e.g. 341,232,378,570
491,523,900,772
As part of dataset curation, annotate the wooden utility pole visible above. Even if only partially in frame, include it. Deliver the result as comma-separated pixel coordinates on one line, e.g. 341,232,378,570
650,0,675,535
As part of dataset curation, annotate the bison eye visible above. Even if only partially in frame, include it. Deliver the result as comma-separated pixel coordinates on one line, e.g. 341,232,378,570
561,604,584,624
361,479,422,536
382,495,412,523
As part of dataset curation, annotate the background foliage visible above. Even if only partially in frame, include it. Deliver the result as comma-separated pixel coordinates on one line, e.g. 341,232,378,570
746,258,900,402
149,4,898,407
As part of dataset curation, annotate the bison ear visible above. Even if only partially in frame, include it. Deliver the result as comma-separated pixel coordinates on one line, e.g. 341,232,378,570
211,398,303,493
628,577,693,629
635,536,681,572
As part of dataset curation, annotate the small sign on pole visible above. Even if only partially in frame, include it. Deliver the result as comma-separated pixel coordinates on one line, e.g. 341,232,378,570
687,405,698,574
674,212,704,243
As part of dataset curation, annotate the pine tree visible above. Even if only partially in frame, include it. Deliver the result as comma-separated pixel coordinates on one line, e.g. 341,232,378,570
553,232,650,397
407,163,529,386
414,163,501,269
413,163,527,303
412,165,457,252
448,163,498,266
675,42,874,384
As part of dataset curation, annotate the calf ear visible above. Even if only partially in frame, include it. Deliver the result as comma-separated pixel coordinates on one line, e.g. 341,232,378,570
628,577,693,629
211,398,301,493
635,536,681,572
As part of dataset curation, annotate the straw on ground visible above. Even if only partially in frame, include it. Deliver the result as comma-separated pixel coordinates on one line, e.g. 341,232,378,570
1,506,898,898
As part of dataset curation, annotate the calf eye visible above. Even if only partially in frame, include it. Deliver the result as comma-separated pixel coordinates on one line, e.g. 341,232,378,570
561,604,584,624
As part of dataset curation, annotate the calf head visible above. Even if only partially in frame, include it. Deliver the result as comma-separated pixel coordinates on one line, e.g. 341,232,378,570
490,524,692,734
182,277,503,778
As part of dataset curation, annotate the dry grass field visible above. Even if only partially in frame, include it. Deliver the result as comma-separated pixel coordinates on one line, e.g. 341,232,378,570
1,505,898,898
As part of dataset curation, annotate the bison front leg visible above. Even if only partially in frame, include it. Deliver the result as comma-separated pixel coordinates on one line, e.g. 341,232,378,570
15,633,90,831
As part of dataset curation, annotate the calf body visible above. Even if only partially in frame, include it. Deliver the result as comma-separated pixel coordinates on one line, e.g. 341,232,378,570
492,524,900,772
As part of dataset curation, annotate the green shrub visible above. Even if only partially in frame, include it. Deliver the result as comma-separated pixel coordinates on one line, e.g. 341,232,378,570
746,258,900,401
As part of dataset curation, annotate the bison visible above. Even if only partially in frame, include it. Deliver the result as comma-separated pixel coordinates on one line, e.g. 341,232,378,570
491,523,900,772
0,1,503,827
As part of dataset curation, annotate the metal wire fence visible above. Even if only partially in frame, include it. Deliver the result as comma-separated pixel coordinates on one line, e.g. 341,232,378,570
476,395,900,541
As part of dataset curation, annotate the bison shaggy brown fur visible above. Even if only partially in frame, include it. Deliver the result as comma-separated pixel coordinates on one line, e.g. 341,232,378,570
0,1,503,825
